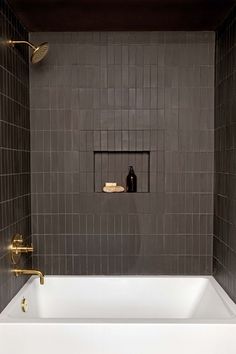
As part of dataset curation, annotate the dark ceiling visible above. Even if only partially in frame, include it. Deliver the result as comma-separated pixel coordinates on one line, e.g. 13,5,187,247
7,0,236,31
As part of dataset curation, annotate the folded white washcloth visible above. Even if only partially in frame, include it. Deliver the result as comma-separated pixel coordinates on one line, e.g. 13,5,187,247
103,185,125,193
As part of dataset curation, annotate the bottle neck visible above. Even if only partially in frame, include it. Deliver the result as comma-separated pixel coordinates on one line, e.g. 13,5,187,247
129,166,134,174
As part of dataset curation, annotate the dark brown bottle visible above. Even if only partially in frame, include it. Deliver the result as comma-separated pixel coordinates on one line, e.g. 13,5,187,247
126,166,137,192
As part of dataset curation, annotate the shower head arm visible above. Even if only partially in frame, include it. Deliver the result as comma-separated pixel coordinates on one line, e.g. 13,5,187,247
6,40,36,50
3,39,49,64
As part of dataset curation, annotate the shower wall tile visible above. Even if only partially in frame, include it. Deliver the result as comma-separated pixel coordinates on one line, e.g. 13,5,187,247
30,31,214,276
0,0,30,312
214,6,236,302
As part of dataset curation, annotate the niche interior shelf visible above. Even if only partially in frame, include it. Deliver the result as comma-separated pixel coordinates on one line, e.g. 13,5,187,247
94,151,150,193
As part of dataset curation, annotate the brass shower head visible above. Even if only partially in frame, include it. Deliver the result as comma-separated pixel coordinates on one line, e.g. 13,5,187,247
6,40,49,64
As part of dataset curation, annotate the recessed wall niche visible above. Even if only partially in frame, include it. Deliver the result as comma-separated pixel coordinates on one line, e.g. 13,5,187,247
94,151,150,193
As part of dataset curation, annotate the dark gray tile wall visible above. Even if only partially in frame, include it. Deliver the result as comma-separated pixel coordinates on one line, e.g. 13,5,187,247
0,0,30,312
214,6,236,301
30,31,214,275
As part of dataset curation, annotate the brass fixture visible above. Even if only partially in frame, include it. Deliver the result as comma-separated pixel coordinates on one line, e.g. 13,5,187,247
21,297,28,313
9,234,34,264
4,40,49,64
12,269,45,285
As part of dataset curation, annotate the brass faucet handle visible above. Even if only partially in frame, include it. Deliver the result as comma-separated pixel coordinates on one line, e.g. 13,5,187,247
10,234,34,264
13,246,34,253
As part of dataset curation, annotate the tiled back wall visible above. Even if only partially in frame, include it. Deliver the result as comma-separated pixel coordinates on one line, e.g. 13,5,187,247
214,7,236,301
0,0,30,312
30,32,214,275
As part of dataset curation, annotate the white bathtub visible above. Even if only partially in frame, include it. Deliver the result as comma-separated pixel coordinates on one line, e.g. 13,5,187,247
1,276,236,354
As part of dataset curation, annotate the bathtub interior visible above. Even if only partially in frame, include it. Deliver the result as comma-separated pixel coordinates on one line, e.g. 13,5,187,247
1,276,235,321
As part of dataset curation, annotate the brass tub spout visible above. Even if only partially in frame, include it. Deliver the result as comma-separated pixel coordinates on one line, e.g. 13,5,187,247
12,269,44,285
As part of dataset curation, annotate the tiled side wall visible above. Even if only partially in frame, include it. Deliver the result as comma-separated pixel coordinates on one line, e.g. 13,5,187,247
0,0,30,312
214,7,236,301
30,32,214,275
